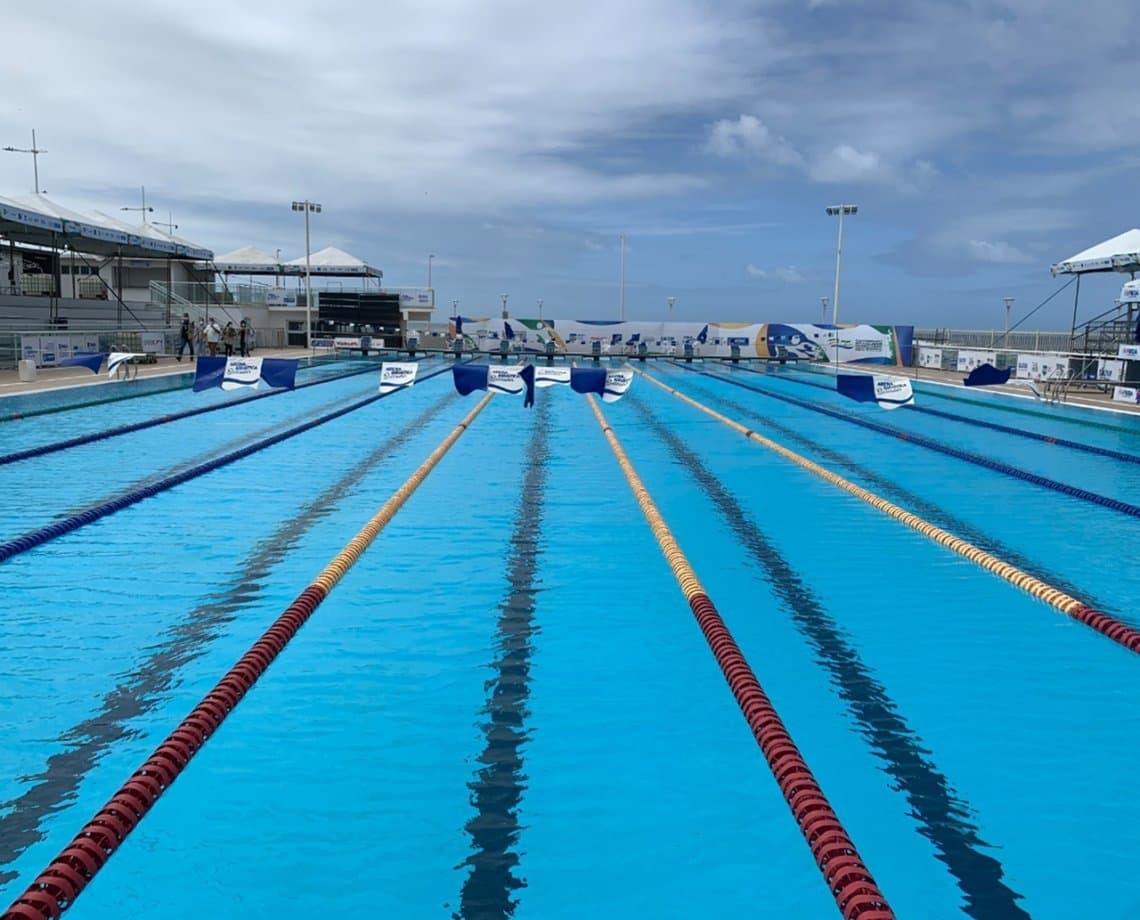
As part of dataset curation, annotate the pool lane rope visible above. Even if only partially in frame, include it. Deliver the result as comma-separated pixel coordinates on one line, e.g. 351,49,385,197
1,393,494,920
639,369,1140,656
0,361,460,564
725,362,1140,466
0,360,404,466
682,363,1140,520
585,394,896,920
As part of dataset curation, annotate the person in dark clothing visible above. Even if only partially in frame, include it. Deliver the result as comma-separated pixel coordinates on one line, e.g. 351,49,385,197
1134,314,1140,344
176,313,194,361
239,319,249,357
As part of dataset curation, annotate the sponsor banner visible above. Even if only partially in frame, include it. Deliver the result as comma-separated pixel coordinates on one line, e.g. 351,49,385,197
193,356,298,392
534,366,571,388
266,287,297,307
398,288,434,307
918,346,942,369
379,361,418,394
602,366,635,402
956,349,997,373
1118,344,1140,359
443,318,912,365
1017,353,1069,379
1097,359,1124,382
141,332,164,354
452,363,536,407
836,373,915,409
1112,386,1140,404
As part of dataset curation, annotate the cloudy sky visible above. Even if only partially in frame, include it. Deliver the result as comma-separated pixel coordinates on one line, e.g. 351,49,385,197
2,0,1137,328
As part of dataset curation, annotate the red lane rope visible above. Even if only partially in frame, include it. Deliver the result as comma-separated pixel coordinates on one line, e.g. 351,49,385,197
2,393,494,919
586,395,895,919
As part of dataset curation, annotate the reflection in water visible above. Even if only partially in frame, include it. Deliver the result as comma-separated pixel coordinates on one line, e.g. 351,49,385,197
0,391,457,884
457,399,548,919
632,394,1029,920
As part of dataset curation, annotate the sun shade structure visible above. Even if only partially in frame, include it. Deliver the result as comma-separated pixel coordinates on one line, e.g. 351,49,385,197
1051,229,1140,276
199,245,382,278
0,193,212,260
283,246,381,277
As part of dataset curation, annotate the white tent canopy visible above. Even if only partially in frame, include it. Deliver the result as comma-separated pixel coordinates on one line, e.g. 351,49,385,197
1051,229,1140,275
212,245,282,273
283,245,381,277
0,192,213,259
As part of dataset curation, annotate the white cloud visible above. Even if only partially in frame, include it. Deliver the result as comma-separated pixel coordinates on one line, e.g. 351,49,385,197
705,115,803,166
0,0,764,218
747,264,804,283
808,145,888,184
965,240,1033,264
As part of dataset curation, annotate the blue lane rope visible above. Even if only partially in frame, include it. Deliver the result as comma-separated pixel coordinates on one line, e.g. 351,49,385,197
672,363,1140,520
0,361,463,564
726,362,1140,466
0,360,424,468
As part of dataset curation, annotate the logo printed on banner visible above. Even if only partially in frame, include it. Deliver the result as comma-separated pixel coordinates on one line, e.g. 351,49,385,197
193,356,299,392
219,357,264,390
603,367,634,402
379,362,418,394
534,366,572,387
836,373,914,409
1113,386,1140,404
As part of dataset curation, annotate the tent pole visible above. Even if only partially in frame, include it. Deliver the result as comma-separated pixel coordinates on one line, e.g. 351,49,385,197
1068,273,1081,349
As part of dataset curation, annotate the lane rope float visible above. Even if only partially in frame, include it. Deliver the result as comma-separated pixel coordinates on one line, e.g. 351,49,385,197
675,363,1140,520
2,392,494,920
585,393,895,920
639,369,1140,656
725,362,1140,466
0,360,412,466
0,362,463,564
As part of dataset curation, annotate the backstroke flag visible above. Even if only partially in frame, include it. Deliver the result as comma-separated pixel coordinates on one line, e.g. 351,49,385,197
107,352,144,377
453,363,536,407
534,366,572,388
60,352,105,374
963,363,1012,387
836,373,914,410
530,365,634,401
602,366,634,402
379,361,418,394
193,356,299,392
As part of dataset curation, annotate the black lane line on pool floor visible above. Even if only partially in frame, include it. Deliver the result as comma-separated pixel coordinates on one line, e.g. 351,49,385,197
630,394,1029,920
666,369,1123,622
454,397,549,920
0,391,460,884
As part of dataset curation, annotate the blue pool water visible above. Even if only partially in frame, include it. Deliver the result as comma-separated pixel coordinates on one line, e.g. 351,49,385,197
1,356,1138,919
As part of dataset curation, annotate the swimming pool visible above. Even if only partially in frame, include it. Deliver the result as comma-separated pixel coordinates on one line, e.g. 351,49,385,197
1,355,1137,918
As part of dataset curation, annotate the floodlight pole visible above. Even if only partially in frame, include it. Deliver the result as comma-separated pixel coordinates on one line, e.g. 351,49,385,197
619,234,626,321
826,204,858,364
1003,296,1014,338
292,200,322,351
3,129,47,193
120,186,154,224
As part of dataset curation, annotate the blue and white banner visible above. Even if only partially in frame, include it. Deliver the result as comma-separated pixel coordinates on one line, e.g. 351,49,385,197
60,351,105,374
379,361,418,394
836,373,914,410
534,366,572,388
193,356,299,392
602,366,635,402
529,365,633,400
453,363,536,407
107,352,144,377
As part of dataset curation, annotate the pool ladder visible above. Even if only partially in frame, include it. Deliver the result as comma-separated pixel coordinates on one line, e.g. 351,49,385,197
1043,368,1073,404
